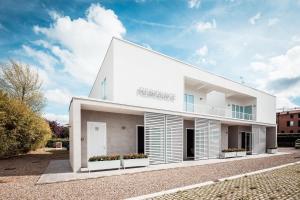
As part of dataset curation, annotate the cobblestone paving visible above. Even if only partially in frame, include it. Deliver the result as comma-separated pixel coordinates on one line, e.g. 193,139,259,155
151,164,300,200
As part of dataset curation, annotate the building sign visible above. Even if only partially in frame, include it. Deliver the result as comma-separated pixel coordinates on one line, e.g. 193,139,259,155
136,87,175,102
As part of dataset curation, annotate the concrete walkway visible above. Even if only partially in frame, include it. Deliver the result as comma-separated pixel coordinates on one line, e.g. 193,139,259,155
37,152,289,184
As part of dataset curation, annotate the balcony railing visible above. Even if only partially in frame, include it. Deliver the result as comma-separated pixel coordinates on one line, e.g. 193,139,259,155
184,103,254,121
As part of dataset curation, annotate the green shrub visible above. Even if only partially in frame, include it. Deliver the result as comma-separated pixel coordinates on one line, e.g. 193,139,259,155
89,155,120,162
0,91,51,158
123,153,148,159
222,148,246,152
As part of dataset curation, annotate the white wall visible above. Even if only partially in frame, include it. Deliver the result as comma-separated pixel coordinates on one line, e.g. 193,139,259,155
90,38,276,125
89,42,114,100
113,39,184,112
69,100,81,172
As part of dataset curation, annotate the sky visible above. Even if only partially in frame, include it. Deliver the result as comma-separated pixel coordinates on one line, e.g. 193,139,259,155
0,0,300,124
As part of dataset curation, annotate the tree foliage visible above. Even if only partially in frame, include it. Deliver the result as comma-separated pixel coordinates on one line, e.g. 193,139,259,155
48,120,69,138
0,60,45,112
0,91,51,158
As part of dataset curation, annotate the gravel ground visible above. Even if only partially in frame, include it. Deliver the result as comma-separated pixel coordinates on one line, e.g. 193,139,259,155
151,163,300,200
0,149,300,200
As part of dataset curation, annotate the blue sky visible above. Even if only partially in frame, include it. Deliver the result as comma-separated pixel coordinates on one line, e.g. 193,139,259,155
1,0,300,123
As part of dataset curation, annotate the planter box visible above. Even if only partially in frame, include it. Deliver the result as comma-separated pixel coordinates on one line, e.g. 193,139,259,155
267,148,278,154
220,152,236,158
88,160,120,171
122,158,149,168
236,151,246,157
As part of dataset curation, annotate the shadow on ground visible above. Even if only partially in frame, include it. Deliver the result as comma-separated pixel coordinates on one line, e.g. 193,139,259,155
0,149,69,177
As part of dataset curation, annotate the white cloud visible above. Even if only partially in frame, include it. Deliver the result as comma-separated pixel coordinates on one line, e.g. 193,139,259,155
291,35,300,42
43,113,69,124
45,89,72,105
188,0,201,8
268,18,279,26
250,45,300,108
33,3,126,85
249,12,261,25
22,45,57,72
195,19,216,32
253,53,264,60
196,45,208,57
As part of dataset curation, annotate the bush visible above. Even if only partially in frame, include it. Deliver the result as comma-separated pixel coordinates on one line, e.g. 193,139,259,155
123,153,148,159
222,148,246,153
89,155,120,162
0,91,51,158
46,138,69,149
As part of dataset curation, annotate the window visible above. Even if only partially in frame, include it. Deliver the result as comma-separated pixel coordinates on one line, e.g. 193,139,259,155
281,130,284,133
287,121,294,127
298,130,300,133
184,94,194,112
231,104,252,120
290,114,294,118
101,78,107,100
298,113,300,118
290,130,294,133
299,120,300,127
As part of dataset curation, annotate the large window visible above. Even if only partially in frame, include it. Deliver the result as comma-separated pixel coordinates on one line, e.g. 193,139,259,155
184,94,194,112
101,78,107,100
232,104,252,120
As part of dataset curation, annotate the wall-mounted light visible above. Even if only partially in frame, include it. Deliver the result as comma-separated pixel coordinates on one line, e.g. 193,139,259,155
199,97,203,100
121,126,126,130
228,104,231,107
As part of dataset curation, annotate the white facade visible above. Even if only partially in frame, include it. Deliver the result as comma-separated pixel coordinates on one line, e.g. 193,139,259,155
69,37,277,172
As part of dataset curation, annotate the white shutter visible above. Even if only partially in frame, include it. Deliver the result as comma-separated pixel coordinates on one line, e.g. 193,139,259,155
209,120,221,158
145,112,166,164
166,115,183,163
195,118,209,160
252,125,258,154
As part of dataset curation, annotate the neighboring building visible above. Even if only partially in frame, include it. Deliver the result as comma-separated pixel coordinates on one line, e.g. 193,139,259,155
69,37,277,172
277,108,300,147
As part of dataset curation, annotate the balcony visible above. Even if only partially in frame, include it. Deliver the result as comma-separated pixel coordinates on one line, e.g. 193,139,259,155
184,103,255,121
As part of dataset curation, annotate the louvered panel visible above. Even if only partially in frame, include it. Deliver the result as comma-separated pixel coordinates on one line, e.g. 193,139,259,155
166,115,183,163
208,120,221,158
195,118,209,160
252,125,266,154
251,125,260,154
144,112,166,164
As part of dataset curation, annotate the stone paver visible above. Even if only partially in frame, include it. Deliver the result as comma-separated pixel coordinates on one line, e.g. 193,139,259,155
150,164,300,200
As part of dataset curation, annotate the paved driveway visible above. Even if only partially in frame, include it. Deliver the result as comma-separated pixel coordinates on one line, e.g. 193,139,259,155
151,163,300,200
0,148,300,200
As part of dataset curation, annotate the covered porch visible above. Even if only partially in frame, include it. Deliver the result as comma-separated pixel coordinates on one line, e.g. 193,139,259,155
69,97,277,172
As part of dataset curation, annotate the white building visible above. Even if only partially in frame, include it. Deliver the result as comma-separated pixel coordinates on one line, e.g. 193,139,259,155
69,37,277,172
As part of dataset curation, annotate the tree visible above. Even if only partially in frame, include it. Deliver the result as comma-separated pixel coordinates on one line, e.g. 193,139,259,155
0,60,45,112
48,120,69,138
0,91,51,158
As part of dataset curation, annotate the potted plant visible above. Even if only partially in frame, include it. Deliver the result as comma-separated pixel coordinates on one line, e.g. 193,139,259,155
121,153,149,168
88,155,121,171
220,149,237,158
267,147,278,154
236,148,246,157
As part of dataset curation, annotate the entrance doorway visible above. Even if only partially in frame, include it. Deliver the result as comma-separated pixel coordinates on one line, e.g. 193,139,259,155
137,125,145,154
241,132,252,154
186,128,195,158
87,122,107,158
